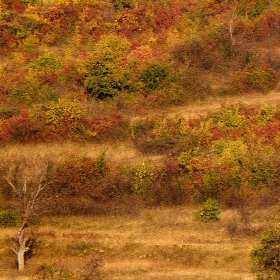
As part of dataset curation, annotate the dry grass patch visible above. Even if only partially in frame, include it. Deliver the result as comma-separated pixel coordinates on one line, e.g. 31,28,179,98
0,206,277,279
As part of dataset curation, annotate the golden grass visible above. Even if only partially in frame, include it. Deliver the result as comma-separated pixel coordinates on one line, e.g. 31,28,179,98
0,141,164,166
0,206,276,280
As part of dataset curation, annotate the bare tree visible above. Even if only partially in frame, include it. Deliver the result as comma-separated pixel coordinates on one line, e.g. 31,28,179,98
229,6,238,57
2,153,52,271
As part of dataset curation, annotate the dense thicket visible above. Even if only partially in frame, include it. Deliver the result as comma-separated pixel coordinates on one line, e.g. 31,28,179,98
1,0,280,215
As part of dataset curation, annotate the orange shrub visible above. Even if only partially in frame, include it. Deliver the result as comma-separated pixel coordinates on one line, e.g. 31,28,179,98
0,110,43,143
230,65,277,94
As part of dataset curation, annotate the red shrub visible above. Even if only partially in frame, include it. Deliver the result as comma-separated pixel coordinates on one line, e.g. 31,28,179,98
154,4,176,30
89,114,129,141
255,10,280,40
253,120,280,145
11,0,26,14
0,110,43,143
116,7,149,35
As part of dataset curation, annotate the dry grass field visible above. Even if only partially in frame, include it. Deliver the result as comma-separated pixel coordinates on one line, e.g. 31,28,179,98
0,206,277,280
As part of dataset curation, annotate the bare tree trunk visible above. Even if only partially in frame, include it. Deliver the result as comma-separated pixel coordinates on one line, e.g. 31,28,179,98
11,222,30,271
229,7,237,58
2,154,52,272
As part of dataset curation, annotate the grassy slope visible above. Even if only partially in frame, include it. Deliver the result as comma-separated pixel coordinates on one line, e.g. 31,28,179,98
2,90,280,164
0,206,277,279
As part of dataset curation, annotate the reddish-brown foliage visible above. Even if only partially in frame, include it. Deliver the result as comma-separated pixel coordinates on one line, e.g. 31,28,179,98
89,114,129,141
255,10,280,40
0,110,42,143
253,119,280,145
11,0,26,14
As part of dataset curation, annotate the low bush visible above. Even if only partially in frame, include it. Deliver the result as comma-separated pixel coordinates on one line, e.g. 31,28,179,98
251,223,280,279
230,65,277,94
208,105,247,129
140,63,169,90
130,116,190,154
34,263,74,280
0,210,18,227
194,198,221,222
0,110,43,143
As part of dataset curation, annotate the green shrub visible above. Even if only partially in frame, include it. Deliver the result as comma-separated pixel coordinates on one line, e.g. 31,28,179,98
140,63,168,90
257,104,276,124
112,0,133,11
83,35,130,99
249,0,269,18
45,98,85,126
194,198,221,222
178,151,191,171
211,139,248,163
30,53,63,71
0,210,18,227
209,105,247,128
251,223,280,279
84,64,125,99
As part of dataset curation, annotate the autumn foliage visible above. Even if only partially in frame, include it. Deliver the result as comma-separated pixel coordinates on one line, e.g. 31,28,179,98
0,0,280,216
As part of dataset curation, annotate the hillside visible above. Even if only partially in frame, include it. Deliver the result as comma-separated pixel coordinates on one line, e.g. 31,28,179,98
1,0,280,143
1,0,280,278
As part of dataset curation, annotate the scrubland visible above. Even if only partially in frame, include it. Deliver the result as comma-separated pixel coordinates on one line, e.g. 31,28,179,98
1,0,280,278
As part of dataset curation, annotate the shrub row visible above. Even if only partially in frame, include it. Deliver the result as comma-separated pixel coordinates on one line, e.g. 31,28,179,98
0,107,130,144
1,144,279,217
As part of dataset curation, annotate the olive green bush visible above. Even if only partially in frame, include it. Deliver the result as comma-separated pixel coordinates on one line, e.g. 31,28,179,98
0,210,18,227
194,198,221,222
83,35,131,99
251,223,280,279
140,63,168,90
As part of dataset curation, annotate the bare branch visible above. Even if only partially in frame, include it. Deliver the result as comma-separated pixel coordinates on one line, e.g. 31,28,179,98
4,174,18,196
229,7,237,47
2,153,53,271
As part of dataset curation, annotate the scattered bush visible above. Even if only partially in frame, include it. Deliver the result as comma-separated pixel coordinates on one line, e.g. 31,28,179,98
194,198,221,222
80,257,104,280
251,223,280,279
34,263,74,280
132,161,154,201
0,210,18,227
140,63,168,90
230,65,277,94
257,104,276,124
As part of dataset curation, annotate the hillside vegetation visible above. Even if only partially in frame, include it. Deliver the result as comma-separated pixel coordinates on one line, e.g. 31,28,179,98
1,0,280,278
